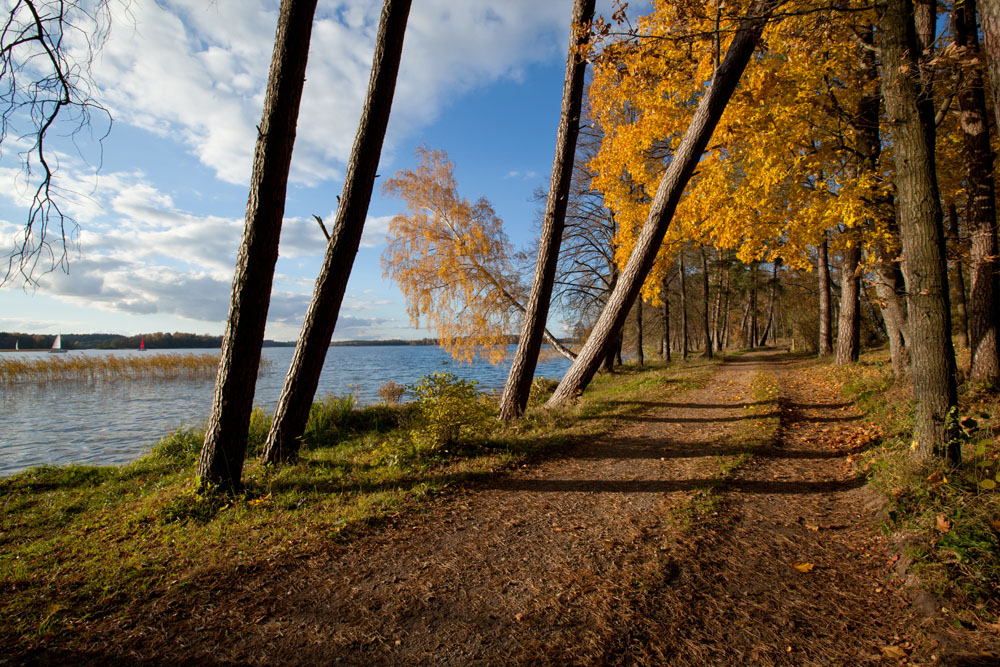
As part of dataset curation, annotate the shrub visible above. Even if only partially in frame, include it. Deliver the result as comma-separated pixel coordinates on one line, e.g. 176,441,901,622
378,380,406,405
408,372,495,450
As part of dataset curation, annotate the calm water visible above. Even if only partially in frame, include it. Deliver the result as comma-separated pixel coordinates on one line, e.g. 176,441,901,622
0,345,572,476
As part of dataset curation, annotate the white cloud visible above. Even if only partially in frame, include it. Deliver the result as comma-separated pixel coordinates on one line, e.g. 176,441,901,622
92,1,575,187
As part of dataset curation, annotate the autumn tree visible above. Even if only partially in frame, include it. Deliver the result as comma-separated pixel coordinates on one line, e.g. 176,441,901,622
197,0,318,491
382,147,574,366
261,0,411,465
499,0,595,421
547,0,780,406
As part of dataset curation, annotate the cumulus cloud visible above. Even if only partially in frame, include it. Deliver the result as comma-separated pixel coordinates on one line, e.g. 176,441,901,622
93,1,577,186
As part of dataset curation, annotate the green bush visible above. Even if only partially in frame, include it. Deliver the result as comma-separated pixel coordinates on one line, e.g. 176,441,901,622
408,372,495,450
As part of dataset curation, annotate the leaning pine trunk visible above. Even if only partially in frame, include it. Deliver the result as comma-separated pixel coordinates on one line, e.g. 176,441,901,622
498,0,595,421
546,0,777,406
261,0,411,465
197,0,318,492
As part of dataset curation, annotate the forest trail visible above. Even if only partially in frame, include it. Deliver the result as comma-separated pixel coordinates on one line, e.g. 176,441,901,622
62,350,995,665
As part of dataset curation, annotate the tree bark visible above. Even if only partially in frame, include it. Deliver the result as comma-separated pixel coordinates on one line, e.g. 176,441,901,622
836,244,861,363
635,297,644,366
661,273,671,361
948,203,970,349
878,0,959,461
980,0,1000,129
546,0,777,406
261,0,410,465
759,259,778,346
498,0,594,421
701,246,713,357
197,0,318,491
818,235,833,355
679,249,689,359
955,0,1000,383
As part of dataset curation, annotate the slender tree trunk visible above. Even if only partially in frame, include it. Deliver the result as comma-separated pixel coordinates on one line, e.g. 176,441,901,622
738,293,752,348
197,0,318,491
635,297,644,366
546,0,776,406
759,260,778,346
948,204,970,349
701,246,713,357
879,0,959,461
956,0,1000,383
662,273,671,361
750,262,759,347
980,0,1000,130
499,0,595,420
818,235,833,355
720,262,732,350
711,256,726,348
836,244,861,363
679,249,689,359
261,0,410,465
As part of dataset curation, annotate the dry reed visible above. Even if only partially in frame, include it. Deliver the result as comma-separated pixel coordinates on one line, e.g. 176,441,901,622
0,353,225,385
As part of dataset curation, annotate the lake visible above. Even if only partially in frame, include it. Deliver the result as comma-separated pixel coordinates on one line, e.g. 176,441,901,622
0,345,572,477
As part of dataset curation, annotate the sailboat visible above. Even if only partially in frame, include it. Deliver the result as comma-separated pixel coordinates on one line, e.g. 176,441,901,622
139,336,146,351
14,340,18,351
49,334,68,354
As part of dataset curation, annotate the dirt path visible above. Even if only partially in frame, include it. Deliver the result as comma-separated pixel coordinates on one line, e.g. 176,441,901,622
47,351,994,664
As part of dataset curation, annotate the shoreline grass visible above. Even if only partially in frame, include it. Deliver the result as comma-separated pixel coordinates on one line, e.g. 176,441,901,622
0,356,720,651
0,352,232,385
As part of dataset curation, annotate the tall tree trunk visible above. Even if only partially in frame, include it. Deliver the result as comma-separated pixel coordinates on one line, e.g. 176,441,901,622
545,0,776,407
836,244,861,363
661,273,671,361
720,261,732,350
818,235,833,355
980,0,1000,129
498,0,595,421
948,203,970,349
750,262,759,347
701,246,713,357
879,0,959,461
261,0,410,465
956,0,1000,383
679,249,689,359
759,259,778,346
635,297,644,366
197,0,318,491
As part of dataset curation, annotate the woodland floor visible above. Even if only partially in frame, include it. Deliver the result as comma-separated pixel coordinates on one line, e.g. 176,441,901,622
22,350,1000,665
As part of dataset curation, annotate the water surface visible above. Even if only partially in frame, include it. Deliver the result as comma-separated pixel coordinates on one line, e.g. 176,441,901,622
0,345,571,476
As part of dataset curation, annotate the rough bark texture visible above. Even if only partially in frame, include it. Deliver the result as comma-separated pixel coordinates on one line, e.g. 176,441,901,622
955,0,1000,383
498,0,594,421
701,246,713,357
679,250,689,359
818,236,833,356
948,204,970,350
197,0,318,491
261,0,410,464
661,275,671,362
635,298,644,366
878,0,959,461
836,244,861,364
546,0,776,406
981,0,1000,129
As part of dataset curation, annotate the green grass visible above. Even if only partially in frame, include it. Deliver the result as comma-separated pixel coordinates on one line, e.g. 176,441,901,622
833,347,1000,627
0,358,720,647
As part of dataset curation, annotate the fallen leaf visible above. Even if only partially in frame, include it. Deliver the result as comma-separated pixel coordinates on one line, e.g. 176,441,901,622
991,520,1000,532
804,524,820,532
981,479,997,490
792,562,814,573
926,471,946,486
881,645,907,659
936,515,951,533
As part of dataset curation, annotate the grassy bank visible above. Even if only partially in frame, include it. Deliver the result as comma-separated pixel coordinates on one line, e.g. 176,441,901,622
831,348,1000,627
0,352,228,385
0,357,718,649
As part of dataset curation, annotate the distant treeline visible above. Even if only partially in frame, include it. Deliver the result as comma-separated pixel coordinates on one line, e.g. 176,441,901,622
0,332,295,350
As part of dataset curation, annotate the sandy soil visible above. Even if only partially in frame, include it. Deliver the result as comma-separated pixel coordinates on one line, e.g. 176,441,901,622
25,350,1000,665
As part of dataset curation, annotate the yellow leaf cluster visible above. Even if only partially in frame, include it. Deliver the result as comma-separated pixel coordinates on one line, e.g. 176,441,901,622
381,146,522,365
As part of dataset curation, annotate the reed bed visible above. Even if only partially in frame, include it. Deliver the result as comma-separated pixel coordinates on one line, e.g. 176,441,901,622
0,353,225,385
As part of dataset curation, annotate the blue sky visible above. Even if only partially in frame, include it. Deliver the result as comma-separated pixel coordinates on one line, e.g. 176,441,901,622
0,0,616,341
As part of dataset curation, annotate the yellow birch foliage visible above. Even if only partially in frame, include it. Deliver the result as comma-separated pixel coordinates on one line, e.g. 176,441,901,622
381,146,522,364
588,0,888,302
